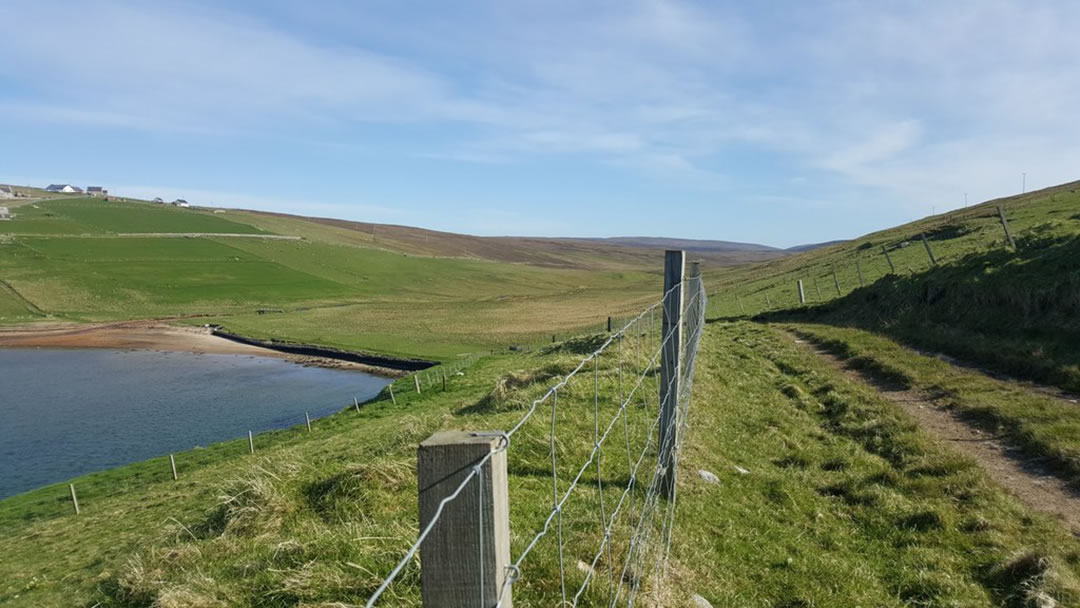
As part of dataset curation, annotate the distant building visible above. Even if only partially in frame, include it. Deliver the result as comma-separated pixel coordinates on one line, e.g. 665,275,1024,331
152,197,164,204
173,199,190,208
45,184,83,194
86,186,108,198
0,206,10,220
0,186,13,199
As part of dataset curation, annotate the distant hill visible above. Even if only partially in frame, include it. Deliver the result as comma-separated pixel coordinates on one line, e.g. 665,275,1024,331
581,236,781,253
235,211,788,268
785,239,848,253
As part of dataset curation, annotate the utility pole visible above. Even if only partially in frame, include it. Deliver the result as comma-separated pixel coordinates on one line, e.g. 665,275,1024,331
964,192,968,208
1022,172,1027,194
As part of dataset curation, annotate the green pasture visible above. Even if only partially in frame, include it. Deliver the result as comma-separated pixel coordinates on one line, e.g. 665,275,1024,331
0,198,662,357
0,198,267,235
3,322,1079,606
706,181,1080,316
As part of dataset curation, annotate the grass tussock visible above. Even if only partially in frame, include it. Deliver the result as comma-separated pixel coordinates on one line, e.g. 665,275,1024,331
986,551,1080,608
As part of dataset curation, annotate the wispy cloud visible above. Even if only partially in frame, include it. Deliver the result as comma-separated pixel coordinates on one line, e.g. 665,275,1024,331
2,0,1079,237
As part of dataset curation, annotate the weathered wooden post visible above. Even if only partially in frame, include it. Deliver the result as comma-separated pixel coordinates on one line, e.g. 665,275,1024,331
69,483,80,515
170,454,178,481
248,430,254,454
355,396,361,412
442,372,447,392
737,294,744,314
552,334,555,343
921,233,937,266
305,411,312,432
388,385,396,405
607,316,613,332
658,250,685,499
881,245,895,273
414,375,422,394
765,292,772,309
998,205,1016,249
418,431,512,607
832,267,841,296
814,277,822,300
797,279,806,304
856,260,864,287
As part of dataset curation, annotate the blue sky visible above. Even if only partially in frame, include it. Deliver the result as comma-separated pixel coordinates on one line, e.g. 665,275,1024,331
2,1,1078,247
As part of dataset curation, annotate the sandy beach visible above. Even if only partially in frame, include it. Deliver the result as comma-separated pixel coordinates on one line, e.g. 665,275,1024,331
0,321,404,377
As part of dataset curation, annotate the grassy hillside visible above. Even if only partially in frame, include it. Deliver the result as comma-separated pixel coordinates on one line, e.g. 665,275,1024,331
0,197,665,359
707,180,1080,315
3,322,1079,606
706,181,1080,393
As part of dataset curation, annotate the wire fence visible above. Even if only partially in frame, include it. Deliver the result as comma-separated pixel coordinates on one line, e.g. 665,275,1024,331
707,199,1046,317
366,261,708,606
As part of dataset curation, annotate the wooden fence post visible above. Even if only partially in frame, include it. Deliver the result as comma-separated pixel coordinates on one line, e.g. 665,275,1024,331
69,483,80,515
442,372,447,392
607,316,613,332
388,385,396,405
305,411,312,432
248,430,254,454
415,375,422,394
658,250,685,499
418,431,512,607
170,454,178,481
921,233,938,266
765,292,772,309
998,205,1016,249
856,260,864,287
832,267,841,296
797,279,805,304
814,277,822,300
737,294,744,314
882,245,895,274
355,396,361,412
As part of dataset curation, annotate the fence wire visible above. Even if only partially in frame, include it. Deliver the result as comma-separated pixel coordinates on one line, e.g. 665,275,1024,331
366,270,707,607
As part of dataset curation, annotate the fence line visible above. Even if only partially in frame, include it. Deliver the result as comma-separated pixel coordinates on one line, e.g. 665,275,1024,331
365,252,708,607
714,202,1033,318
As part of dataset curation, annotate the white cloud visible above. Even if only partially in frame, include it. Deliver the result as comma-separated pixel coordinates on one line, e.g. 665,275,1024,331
2,0,1079,221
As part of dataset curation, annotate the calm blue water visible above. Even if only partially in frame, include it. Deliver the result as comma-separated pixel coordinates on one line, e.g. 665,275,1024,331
0,348,392,498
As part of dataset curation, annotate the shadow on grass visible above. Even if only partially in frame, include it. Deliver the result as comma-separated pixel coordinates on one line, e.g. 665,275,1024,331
762,234,1080,395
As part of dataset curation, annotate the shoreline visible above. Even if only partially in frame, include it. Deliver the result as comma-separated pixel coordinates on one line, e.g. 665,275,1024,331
0,321,413,378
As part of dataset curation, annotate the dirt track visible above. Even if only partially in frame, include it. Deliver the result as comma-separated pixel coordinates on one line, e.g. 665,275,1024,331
791,335,1080,537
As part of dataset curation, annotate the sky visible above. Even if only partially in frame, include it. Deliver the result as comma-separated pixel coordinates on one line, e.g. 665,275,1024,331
2,1,1078,248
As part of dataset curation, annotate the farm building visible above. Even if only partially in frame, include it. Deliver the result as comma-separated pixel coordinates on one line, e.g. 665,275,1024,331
0,186,13,199
86,186,108,197
45,184,83,194
0,207,10,220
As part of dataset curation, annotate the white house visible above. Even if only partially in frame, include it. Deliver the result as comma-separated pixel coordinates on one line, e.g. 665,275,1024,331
0,186,13,199
152,197,164,204
86,186,108,198
45,184,83,194
0,206,10,220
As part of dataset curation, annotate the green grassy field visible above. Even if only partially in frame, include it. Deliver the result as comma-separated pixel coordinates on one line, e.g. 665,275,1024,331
0,197,662,357
706,181,1080,316
705,182,1080,395
3,322,1079,606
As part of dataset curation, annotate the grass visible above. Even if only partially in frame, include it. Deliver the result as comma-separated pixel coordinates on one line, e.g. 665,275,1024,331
0,198,663,359
0,198,267,235
784,323,1080,487
765,233,1080,396
705,180,1080,318
4,321,1079,606
706,181,1080,397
